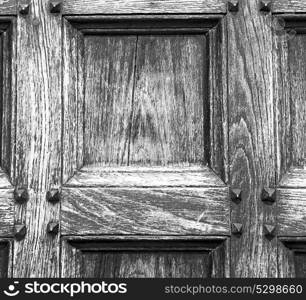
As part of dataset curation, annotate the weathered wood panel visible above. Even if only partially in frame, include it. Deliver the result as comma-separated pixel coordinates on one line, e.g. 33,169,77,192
228,0,277,277
13,0,61,277
0,0,16,15
130,35,205,166
1,23,15,177
61,237,228,278
274,0,306,13
280,168,306,188
63,19,84,183
84,35,136,166
0,189,14,236
65,166,225,188
209,19,228,183
63,0,227,15
287,35,306,169
62,187,229,236
0,242,9,278
278,189,306,236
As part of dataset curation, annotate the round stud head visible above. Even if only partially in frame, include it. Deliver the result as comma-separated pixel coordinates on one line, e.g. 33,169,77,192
259,0,272,13
230,188,242,203
19,3,30,15
46,189,60,204
262,187,276,204
14,188,29,204
47,222,59,235
14,224,27,241
228,0,239,13
49,0,62,13
231,223,243,236
264,224,276,240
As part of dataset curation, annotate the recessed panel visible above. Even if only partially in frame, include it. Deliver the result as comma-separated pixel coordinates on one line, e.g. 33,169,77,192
288,35,306,168
0,242,9,278
84,34,206,166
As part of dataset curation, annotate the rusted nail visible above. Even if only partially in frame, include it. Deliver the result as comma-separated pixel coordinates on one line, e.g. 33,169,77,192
47,222,59,235
14,188,29,204
49,0,62,13
259,0,272,13
262,187,276,204
46,189,60,204
264,224,276,239
231,223,243,235
228,0,239,12
230,188,242,203
14,224,27,241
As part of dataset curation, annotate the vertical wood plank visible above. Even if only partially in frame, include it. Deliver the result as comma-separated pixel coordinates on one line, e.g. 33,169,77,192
13,0,61,277
228,0,277,277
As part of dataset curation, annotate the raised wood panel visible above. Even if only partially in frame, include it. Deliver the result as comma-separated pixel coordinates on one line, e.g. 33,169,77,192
65,166,225,188
0,0,16,15
273,0,306,13
83,34,206,167
62,187,229,236
130,35,205,166
0,242,9,278
61,237,228,278
84,35,136,166
228,0,276,277
62,0,227,15
278,189,306,236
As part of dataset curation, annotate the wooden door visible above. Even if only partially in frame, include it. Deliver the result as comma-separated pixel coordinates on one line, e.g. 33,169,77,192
0,0,305,278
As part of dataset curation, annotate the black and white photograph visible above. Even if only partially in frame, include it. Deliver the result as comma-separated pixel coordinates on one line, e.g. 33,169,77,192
0,0,305,298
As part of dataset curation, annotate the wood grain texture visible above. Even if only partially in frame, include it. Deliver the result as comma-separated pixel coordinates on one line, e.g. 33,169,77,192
0,189,14,236
129,35,205,166
61,187,229,236
228,0,277,277
0,0,16,15
278,188,306,236
279,168,306,188
63,19,84,183
209,19,228,183
63,0,227,15
65,166,225,188
1,23,15,177
84,35,136,166
13,0,61,277
287,35,306,169
0,242,9,278
61,237,228,278
273,0,306,13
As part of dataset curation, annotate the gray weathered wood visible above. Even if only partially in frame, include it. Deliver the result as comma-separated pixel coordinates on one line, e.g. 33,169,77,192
65,166,225,188
63,19,84,183
61,236,228,278
280,168,306,188
13,0,61,277
63,0,227,15
62,187,229,236
0,242,9,278
273,0,306,13
278,188,306,236
0,190,14,236
0,0,16,15
209,19,228,183
130,35,205,166
228,0,277,277
84,35,136,166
